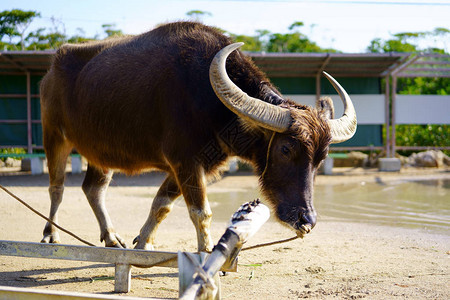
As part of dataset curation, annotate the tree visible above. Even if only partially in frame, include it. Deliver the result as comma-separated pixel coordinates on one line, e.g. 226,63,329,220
67,28,94,44
102,24,123,38
231,33,262,52
186,10,212,22
367,28,449,54
25,16,67,50
367,35,418,53
266,22,336,53
0,9,40,50
231,21,337,53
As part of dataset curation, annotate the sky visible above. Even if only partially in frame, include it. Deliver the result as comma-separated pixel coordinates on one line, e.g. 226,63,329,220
2,0,450,53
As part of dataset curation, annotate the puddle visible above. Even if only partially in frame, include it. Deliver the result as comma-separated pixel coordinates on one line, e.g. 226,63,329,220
208,179,450,234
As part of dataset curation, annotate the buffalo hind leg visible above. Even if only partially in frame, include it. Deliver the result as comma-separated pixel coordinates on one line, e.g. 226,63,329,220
177,168,213,252
133,175,181,250
82,164,126,248
41,133,72,244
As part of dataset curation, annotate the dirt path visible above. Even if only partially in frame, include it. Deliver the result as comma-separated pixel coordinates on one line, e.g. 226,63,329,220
0,168,449,299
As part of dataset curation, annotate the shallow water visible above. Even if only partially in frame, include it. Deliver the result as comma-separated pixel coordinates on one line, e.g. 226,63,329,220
208,179,450,234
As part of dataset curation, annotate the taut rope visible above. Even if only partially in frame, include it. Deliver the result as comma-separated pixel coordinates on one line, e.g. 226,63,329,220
0,184,95,246
0,184,298,251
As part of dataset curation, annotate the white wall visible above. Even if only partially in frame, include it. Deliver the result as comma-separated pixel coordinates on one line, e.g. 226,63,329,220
286,94,385,125
395,95,450,124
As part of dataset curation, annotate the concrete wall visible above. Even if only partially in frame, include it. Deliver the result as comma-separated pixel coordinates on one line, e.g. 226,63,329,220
287,94,386,125
395,95,450,124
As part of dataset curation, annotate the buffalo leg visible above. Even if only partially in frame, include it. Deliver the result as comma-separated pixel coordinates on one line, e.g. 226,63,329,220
133,175,181,250
82,164,126,248
177,169,213,252
41,132,72,244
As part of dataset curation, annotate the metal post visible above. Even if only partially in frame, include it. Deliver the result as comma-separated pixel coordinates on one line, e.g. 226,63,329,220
391,76,397,157
384,75,390,158
26,72,32,154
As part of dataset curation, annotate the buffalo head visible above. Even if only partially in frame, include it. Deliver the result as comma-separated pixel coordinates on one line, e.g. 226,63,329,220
210,43,357,237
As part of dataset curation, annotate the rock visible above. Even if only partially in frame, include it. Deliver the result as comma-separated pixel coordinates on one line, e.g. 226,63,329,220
407,150,449,168
396,153,409,166
0,159,5,168
333,151,368,168
444,155,450,166
5,157,21,168
348,151,369,167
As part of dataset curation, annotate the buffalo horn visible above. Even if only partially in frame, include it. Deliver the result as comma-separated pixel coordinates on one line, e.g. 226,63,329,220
209,43,292,133
322,71,357,144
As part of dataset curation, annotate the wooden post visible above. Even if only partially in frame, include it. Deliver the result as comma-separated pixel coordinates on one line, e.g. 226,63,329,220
316,54,331,101
26,72,32,154
391,76,397,157
315,73,321,101
385,75,390,158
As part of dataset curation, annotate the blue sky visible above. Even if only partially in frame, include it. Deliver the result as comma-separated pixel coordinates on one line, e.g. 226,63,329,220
3,0,450,52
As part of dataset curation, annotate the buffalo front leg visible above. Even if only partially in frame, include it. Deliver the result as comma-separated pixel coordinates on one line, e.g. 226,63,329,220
177,169,213,252
82,164,125,248
133,175,181,250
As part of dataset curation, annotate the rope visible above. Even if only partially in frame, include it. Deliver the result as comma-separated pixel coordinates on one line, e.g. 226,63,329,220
261,132,276,180
242,235,299,251
0,184,298,253
0,184,95,247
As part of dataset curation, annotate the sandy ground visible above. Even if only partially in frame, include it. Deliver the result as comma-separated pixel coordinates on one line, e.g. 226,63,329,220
0,167,449,299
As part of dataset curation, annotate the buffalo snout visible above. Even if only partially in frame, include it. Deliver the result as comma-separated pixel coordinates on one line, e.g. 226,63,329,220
275,204,317,238
294,210,317,237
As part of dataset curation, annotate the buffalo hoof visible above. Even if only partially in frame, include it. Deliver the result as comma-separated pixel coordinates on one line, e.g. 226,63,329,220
102,232,127,248
133,235,154,251
41,232,61,244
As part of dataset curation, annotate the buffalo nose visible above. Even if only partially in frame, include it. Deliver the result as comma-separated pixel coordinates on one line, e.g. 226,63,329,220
300,211,317,229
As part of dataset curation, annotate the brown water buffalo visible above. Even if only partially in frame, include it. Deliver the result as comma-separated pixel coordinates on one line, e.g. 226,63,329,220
40,22,356,252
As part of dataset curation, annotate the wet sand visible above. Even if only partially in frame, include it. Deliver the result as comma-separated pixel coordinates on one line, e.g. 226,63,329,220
0,167,449,299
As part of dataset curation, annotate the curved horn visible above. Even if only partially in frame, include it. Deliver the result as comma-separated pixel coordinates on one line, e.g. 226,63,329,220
209,43,291,133
323,71,357,144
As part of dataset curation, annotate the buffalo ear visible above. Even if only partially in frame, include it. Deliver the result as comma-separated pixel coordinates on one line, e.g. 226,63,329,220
316,96,334,120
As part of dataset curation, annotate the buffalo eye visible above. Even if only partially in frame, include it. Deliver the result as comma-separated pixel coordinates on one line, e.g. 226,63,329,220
281,145,290,156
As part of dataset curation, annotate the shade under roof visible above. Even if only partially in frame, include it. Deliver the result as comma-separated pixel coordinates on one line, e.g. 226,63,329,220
0,50,448,78
0,51,54,75
248,52,410,78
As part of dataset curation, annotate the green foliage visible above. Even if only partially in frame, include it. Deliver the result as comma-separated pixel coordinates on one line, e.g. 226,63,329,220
25,27,67,50
367,28,449,54
396,125,449,156
0,9,40,50
0,9,110,50
266,21,337,53
0,148,26,155
398,77,450,95
232,21,338,53
288,21,304,31
367,37,418,53
186,10,212,21
0,148,26,162
102,24,123,37
231,34,263,52
267,32,318,52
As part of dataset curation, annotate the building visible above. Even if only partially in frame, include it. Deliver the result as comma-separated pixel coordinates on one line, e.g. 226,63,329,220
1,50,449,160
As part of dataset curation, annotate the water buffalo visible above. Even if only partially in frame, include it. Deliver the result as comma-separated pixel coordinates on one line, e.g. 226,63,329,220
40,22,356,252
